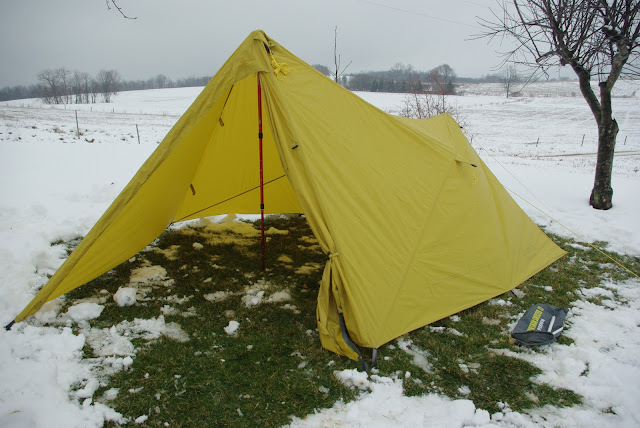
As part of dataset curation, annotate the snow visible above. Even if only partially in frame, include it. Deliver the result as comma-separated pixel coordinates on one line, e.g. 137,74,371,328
204,290,233,302
113,287,137,307
397,338,433,374
494,278,640,427
288,371,493,427
134,414,148,424
334,368,371,391
1,82,640,427
82,315,189,358
66,302,104,322
128,265,169,284
224,320,240,336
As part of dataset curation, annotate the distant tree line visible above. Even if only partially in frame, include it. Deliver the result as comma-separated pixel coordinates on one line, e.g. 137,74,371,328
119,74,212,91
342,63,458,94
0,70,212,103
2,64,570,103
312,62,576,94
34,68,121,104
0,84,40,102
314,63,469,95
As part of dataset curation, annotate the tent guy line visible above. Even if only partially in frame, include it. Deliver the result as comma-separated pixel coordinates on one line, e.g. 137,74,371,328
358,0,482,29
172,174,287,223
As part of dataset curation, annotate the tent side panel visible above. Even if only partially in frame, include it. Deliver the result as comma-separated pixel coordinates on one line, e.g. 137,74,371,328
14,102,223,322
261,42,565,352
262,42,456,353
372,116,566,345
13,31,277,322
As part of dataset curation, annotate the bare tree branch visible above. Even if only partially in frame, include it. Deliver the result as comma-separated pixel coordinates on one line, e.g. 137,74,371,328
333,26,352,83
477,0,640,209
106,0,137,19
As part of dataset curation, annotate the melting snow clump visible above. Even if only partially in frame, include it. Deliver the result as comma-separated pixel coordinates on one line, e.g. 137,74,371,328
334,369,371,391
224,320,240,336
122,356,134,369
129,264,169,283
114,287,137,307
66,302,104,321
458,385,471,395
103,388,119,401
265,226,288,235
242,289,265,307
397,338,433,373
204,290,233,302
266,290,291,303
135,415,148,424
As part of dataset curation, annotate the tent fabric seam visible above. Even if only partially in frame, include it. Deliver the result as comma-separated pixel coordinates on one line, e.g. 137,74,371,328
378,156,457,335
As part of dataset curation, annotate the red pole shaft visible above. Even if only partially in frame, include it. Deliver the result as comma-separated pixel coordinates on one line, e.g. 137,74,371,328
258,73,265,271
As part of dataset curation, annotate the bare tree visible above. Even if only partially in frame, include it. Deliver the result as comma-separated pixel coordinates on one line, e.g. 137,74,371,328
429,64,457,95
153,74,170,89
72,71,92,104
390,63,414,81
106,0,136,19
333,26,352,83
37,69,60,104
96,69,121,103
312,64,331,77
37,67,70,105
59,67,71,104
90,79,100,103
83,73,93,104
480,0,640,210
399,73,464,125
501,65,520,98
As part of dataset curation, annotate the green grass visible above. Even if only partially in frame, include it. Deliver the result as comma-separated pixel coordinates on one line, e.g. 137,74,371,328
55,216,639,426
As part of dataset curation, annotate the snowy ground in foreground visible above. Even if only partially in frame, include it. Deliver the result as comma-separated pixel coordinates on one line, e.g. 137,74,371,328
1,82,639,427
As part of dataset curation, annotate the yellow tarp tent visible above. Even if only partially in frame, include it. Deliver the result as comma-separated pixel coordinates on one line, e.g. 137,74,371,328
9,30,565,362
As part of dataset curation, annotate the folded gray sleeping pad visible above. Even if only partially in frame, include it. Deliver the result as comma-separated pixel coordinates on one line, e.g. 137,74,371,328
511,304,569,346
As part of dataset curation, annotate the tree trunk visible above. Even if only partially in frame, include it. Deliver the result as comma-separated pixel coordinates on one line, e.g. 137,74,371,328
589,83,618,210
589,120,618,210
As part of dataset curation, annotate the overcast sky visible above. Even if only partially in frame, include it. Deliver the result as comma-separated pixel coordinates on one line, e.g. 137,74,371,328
0,0,509,88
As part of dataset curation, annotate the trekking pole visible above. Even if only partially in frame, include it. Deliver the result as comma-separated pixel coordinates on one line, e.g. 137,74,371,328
257,73,266,271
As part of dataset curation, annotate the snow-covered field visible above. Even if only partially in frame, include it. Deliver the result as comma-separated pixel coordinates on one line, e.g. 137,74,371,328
1,82,639,427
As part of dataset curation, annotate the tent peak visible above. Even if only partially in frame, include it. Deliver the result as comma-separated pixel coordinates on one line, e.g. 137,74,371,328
249,30,271,46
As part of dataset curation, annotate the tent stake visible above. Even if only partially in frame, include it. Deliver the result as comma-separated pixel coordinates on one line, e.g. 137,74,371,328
258,73,265,271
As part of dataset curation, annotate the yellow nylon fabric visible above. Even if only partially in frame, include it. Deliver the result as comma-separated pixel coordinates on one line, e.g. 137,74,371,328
260,40,564,351
14,31,300,322
173,73,301,222
14,31,565,363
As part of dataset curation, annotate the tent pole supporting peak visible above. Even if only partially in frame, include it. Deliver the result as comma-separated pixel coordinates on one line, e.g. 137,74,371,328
258,73,265,271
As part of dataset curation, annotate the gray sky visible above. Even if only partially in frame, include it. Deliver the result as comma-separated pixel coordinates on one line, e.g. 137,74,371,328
0,0,506,88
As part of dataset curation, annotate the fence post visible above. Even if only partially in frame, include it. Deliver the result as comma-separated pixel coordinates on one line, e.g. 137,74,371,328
75,111,80,138
136,124,140,144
